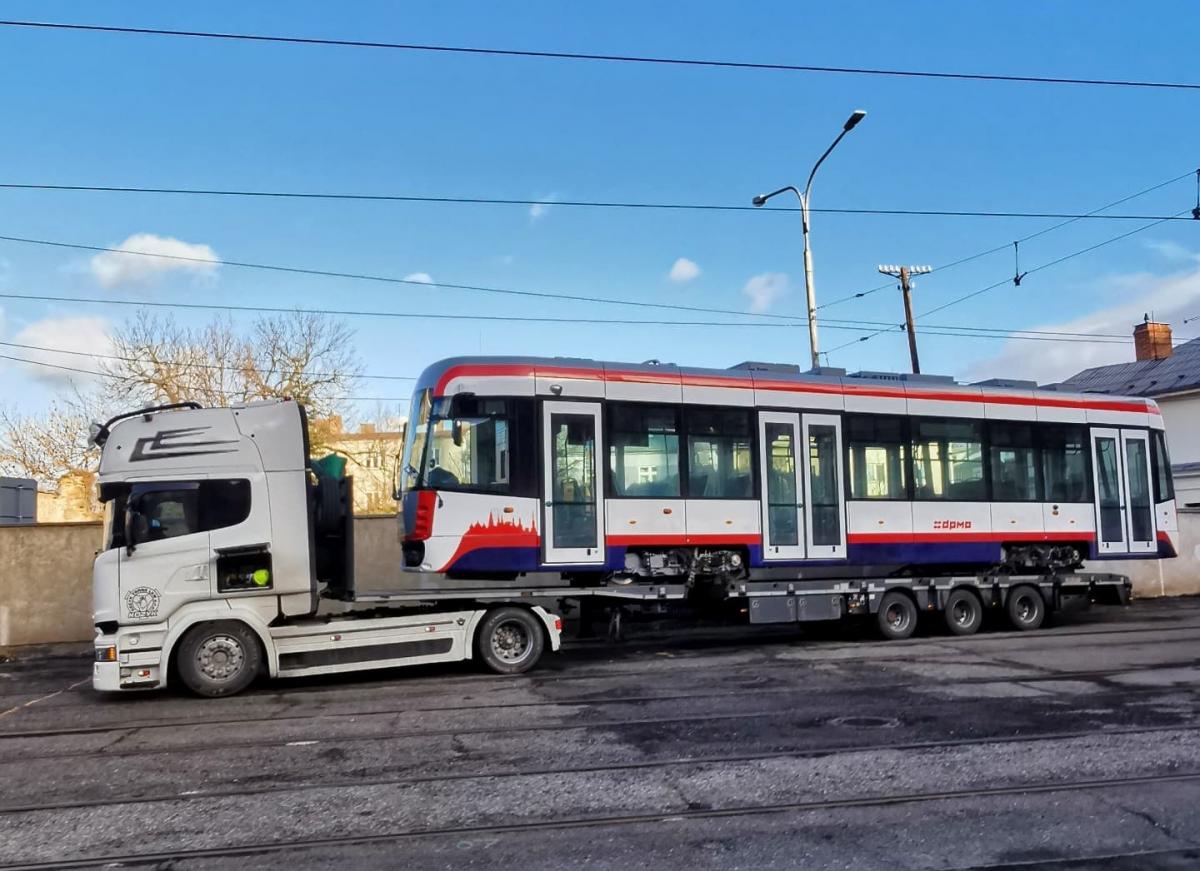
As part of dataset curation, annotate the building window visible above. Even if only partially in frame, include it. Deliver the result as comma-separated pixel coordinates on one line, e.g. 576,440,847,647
912,419,985,500
1040,425,1090,503
846,414,908,500
989,422,1040,501
609,404,680,497
686,408,754,498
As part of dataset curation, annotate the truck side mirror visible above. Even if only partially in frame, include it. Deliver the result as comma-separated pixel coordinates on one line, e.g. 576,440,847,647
124,496,141,557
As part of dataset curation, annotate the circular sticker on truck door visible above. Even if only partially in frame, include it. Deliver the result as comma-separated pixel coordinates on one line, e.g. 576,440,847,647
124,587,162,619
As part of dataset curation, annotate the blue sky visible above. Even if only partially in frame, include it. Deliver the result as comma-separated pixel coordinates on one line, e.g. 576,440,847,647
1,1,1198,419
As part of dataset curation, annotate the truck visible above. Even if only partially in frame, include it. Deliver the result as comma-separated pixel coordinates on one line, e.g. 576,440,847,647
90,395,1139,698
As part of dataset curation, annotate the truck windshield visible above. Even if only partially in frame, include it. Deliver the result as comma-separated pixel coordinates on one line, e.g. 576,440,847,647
400,389,432,493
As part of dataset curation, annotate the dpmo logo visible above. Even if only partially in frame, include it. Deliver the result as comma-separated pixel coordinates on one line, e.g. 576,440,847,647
932,520,973,530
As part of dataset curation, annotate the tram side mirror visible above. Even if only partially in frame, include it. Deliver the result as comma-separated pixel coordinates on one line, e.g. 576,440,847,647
452,420,464,447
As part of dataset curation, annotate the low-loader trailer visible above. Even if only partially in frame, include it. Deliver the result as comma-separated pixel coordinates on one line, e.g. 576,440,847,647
89,400,1132,697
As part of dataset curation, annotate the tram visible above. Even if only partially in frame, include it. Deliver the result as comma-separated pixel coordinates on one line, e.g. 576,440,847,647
399,356,1177,584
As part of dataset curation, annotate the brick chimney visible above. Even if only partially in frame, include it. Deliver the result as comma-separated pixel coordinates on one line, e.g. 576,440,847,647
1133,315,1173,361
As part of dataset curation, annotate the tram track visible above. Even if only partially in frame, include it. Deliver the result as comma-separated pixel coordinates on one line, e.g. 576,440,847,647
1,722,1198,816
1,657,1196,748
4,769,1199,870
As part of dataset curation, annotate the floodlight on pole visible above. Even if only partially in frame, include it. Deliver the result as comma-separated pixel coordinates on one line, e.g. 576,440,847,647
749,110,868,370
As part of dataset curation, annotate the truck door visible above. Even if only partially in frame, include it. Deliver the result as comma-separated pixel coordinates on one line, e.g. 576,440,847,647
542,401,605,565
118,481,213,624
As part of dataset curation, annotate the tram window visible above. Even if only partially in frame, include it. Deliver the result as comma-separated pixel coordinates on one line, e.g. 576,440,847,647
845,414,908,500
609,404,681,497
989,422,1041,502
686,408,754,498
1152,430,1175,503
911,419,985,500
425,397,514,494
1040,425,1090,503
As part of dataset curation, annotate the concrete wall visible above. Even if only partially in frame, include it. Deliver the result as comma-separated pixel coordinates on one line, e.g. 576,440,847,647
0,521,102,647
1086,508,1200,598
0,517,405,648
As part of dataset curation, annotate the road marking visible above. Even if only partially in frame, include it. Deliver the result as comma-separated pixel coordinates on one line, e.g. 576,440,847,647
0,677,90,721
285,740,319,746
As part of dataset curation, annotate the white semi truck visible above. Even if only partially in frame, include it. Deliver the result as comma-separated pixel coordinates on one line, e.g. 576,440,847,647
90,399,573,696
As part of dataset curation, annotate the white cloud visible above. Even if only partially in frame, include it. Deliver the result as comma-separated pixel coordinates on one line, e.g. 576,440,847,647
742,272,790,313
529,195,557,221
9,315,113,386
403,272,434,285
90,233,220,288
1145,239,1200,265
963,262,1200,384
668,257,701,283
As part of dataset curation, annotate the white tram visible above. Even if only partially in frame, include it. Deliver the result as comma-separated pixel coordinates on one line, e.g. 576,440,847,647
399,357,1177,584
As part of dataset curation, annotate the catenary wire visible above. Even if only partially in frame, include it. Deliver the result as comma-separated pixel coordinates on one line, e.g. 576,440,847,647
0,339,418,381
0,351,411,401
0,182,1193,223
3,20,1200,91
824,211,1189,355
815,170,1197,311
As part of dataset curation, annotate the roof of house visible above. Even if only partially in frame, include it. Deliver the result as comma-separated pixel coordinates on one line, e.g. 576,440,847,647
1057,336,1200,398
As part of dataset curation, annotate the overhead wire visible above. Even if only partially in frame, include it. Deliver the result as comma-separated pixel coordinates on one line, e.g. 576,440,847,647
3,20,1200,91
0,182,1194,223
815,170,1197,312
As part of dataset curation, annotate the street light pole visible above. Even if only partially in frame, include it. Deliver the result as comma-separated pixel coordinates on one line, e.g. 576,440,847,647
754,109,867,371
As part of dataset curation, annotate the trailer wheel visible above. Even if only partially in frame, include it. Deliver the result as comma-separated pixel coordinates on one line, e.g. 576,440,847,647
175,621,264,698
877,592,918,640
477,607,544,675
943,589,983,636
1006,585,1046,631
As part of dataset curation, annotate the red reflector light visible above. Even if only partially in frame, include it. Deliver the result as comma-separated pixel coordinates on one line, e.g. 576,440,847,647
408,490,437,541
554,618,563,632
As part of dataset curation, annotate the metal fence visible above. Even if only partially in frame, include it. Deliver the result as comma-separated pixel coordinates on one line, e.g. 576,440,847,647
0,477,36,525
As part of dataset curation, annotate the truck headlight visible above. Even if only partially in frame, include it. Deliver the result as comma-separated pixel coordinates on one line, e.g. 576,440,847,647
95,646,117,662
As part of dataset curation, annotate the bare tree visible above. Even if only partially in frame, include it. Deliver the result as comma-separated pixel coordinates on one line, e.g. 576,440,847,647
99,310,362,451
0,401,98,485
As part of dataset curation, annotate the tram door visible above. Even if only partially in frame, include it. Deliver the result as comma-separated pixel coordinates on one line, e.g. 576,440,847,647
542,401,606,565
1091,428,1156,555
758,412,847,561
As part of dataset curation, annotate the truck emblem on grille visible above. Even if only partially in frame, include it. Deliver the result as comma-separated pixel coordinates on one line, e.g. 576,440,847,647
124,586,162,619
129,427,237,462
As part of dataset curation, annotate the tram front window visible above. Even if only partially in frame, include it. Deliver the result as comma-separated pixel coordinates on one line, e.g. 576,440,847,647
424,397,512,494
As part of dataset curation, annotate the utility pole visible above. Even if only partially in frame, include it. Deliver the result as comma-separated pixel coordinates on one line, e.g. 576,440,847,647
877,264,932,374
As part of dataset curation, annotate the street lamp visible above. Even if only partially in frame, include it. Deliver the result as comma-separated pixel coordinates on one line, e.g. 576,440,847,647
753,109,867,371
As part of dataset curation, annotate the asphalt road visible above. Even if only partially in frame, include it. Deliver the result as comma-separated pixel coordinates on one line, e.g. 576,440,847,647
1,599,1199,870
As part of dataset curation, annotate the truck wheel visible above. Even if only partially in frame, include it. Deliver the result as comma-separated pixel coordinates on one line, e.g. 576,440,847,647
944,589,983,636
877,592,918,640
477,607,544,675
176,622,264,697
1007,585,1046,631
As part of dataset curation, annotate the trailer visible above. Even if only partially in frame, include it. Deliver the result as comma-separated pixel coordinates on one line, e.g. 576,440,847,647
88,399,1133,698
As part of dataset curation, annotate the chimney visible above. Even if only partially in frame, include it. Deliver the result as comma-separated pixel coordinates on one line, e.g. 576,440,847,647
1133,314,1173,361
359,422,377,435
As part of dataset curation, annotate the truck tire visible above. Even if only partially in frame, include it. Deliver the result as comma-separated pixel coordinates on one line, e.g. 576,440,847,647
944,589,983,636
1006,585,1046,631
476,607,544,675
877,592,918,640
175,621,264,697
